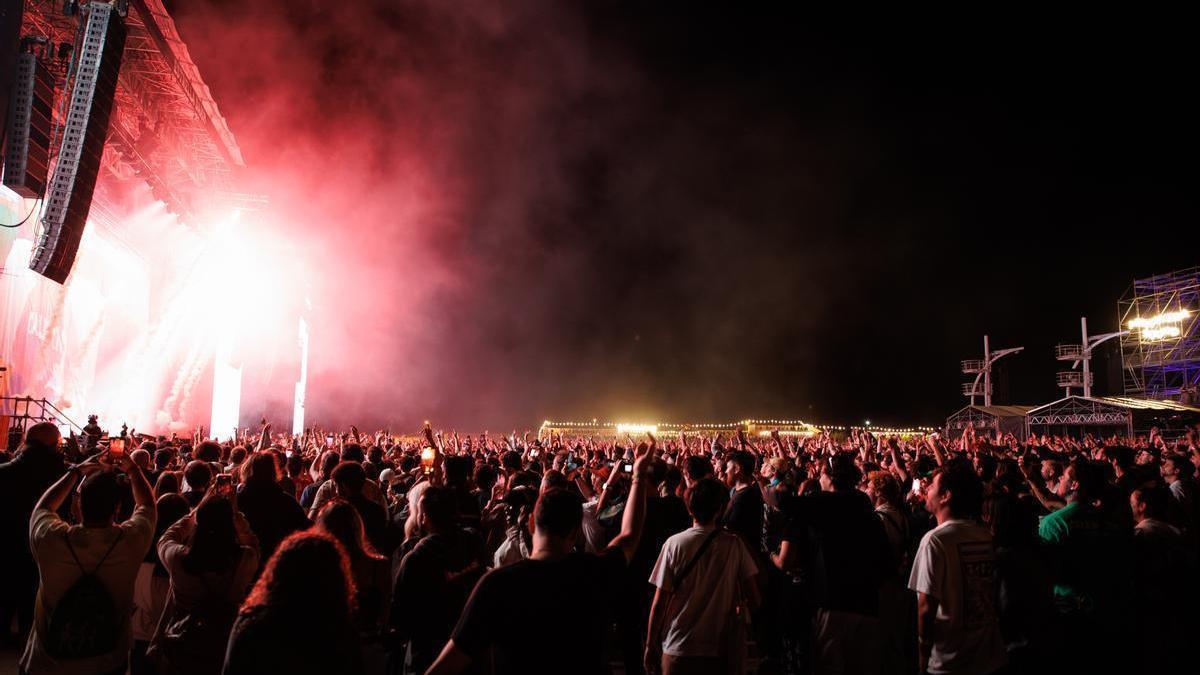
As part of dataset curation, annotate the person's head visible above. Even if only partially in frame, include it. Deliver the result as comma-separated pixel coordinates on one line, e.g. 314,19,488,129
724,450,756,486
1067,458,1106,503
243,452,279,485
1104,446,1135,474
1161,453,1193,483
319,450,341,478
684,454,713,486
78,468,123,526
972,452,998,482
926,461,984,522
194,440,222,463
645,458,669,488
418,485,457,534
473,463,499,493
1130,485,1170,524
183,459,212,493
154,470,180,496
149,493,190,569
762,457,787,482
531,488,583,549
130,448,152,472
540,469,570,494
404,480,432,540
501,450,523,473
1040,458,1063,483
367,445,384,464
153,448,173,471
183,495,241,575
664,465,684,495
285,453,303,477
341,443,364,464
398,454,417,474
686,478,730,525
821,453,862,492
865,470,901,508
228,445,248,467
331,461,367,497
316,499,382,560
241,531,356,620
23,422,60,452
443,455,473,487
156,492,190,530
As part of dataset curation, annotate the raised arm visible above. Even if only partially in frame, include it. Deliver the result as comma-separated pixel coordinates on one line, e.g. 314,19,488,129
607,443,652,563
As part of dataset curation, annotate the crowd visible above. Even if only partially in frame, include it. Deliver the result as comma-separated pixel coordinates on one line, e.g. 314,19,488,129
0,417,1198,675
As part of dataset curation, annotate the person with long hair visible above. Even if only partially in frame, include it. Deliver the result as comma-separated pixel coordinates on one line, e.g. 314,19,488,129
223,530,364,675
148,490,259,675
315,499,391,633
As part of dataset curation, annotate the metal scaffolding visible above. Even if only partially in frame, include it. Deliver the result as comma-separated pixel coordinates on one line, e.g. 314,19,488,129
19,0,248,218
1118,267,1200,402
945,404,1034,440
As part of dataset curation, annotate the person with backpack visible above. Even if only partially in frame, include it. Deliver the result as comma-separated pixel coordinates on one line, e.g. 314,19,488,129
146,490,260,675
644,478,760,675
20,448,157,675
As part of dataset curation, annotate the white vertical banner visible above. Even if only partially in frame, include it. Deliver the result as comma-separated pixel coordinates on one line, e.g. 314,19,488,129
292,315,308,435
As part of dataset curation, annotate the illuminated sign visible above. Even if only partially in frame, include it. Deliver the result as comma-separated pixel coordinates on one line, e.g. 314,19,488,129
615,423,658,435
1128,309,1191,342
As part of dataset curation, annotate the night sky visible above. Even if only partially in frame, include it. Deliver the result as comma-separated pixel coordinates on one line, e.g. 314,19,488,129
174,2,1198,429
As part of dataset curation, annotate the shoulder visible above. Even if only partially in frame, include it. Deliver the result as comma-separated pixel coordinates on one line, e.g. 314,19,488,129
30,507,69,542
917,523,949,552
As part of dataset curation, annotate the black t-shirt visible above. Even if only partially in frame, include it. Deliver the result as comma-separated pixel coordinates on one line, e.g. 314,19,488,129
452,548,626,675
393,529,487,673
724,484,765,555
783,489,892,616
342,493,389,555
629,495,692,587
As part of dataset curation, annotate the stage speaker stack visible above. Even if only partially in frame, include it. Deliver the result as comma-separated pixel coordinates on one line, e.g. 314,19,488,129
30,1,126,283
3,43,55,198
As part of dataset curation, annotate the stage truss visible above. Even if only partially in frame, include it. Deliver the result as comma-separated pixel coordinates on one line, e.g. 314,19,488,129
19,0,253,218
1119,267,1200,401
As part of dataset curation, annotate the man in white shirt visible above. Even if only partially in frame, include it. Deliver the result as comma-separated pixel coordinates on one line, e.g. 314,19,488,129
645,478,760,675
908,462,1005,675
21,450,157,675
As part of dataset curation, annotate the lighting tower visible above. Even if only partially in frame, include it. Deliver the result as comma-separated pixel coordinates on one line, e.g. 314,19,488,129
1055,317,1126,398
961,335,1024,406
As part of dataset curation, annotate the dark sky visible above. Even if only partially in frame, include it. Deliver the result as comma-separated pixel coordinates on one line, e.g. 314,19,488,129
173,2,1198,429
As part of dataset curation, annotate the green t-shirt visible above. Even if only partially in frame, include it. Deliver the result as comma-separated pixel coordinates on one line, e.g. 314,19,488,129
1037,500,1128,614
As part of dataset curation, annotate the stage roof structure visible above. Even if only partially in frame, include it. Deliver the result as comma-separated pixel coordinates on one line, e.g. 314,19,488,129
945,404,1036,440
1026,395,1200,438
20,0,256,218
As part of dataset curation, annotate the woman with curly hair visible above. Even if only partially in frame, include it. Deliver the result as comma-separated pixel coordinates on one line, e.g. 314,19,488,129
222,530,363,675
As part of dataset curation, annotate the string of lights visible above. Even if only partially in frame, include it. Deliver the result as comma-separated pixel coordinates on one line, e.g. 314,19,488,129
540,419,938,436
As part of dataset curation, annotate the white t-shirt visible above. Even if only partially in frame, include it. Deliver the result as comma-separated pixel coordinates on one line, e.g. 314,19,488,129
649,526,758,657
908,518,1006,675
22,505,156,675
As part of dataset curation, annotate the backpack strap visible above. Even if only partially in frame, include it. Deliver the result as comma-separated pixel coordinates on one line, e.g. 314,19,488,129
73,529,124,575
653,528,725,648
674,528,722,589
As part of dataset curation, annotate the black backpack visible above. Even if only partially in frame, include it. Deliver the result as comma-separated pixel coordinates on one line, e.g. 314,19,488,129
45,530,124,659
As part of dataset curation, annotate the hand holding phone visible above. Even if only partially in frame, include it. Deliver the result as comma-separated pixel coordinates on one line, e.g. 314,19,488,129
108,438,126,458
